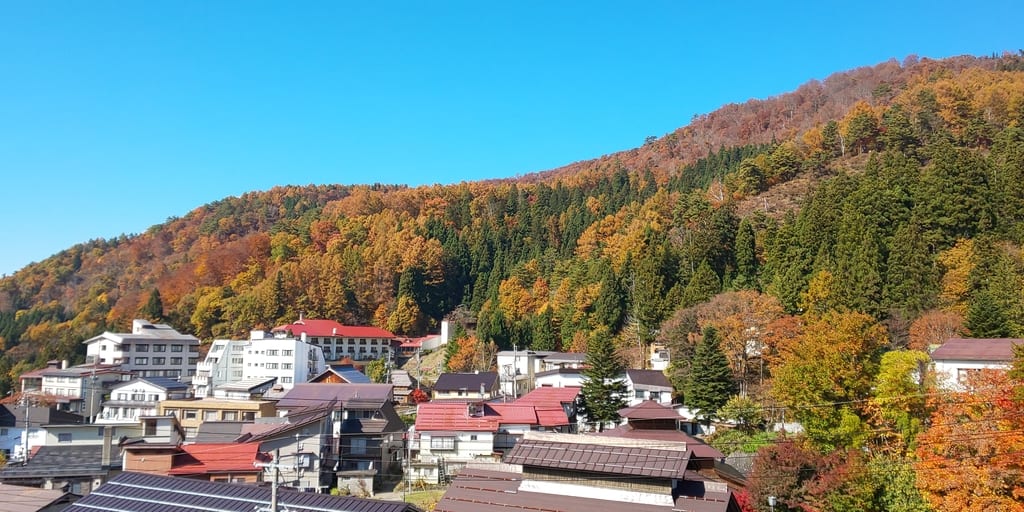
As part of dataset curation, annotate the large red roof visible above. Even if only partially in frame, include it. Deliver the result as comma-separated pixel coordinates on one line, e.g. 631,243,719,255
513,386,580,406
167,443,268,475
415,402,555,432
273,319,395,339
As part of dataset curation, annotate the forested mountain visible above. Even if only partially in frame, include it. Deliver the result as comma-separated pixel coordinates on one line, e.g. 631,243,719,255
2,52,1024,391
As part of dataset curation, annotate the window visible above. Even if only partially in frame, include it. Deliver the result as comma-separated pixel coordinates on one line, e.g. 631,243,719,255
183,409,197,420
231,357,243,364
188,358,198,365
100,345,107,351
470,434,478,441
184,427,197,438
0,428,8,436
282,363,293,370
152,357,166,365
149,394,159,401
204,410,219,421
232,370,243,378
359,339,367,345
282,350,293,357
171,357,183,365
122,345,130,352
282,377,293,384
266,363,278,370
242,411,256,421
136,344,149,352
350,438,367,455
223,411,238,421
634,390,645,398
131,393,145,401
58,433,73,443
117,393,128,400
649,391,661,401
134,357,149,365
154,344,167,352
266,349,279,356
172,344,184,352
430,437,455,450
165,408,178,417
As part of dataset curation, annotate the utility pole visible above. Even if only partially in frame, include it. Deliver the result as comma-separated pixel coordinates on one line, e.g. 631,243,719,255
255,448,295,512
21,395,30,464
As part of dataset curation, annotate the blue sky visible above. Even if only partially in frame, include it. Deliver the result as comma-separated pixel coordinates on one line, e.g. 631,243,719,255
1,1,1021,276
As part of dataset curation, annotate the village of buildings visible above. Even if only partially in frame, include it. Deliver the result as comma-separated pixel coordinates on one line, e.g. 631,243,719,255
0,316,1018,512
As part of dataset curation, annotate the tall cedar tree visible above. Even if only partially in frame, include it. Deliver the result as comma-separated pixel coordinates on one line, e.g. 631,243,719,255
581,331,628,430
140,288,165,322
684,326,736,422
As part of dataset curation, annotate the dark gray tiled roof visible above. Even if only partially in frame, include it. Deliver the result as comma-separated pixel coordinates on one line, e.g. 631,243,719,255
276,383,393,409
433,372,499,392
504,438,690,480
0,405,85,428
626,369,672,389
0,445,118,480
65,472,422,512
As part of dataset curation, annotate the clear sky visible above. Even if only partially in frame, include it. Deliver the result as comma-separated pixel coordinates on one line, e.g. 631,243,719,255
1,1,1021,276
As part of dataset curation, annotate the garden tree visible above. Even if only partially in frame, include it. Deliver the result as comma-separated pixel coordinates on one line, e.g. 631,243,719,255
444,335,497,374
581,328,628,430
865,350,935,453
409,388,429,404
748,439,826,512
908,309,964,351
733,218,758,290
364,357,387,383
915,370,1024,511
718,395,764,433
694,290,785,395
867,454,932,512
769,311,888,451
681,260,721,308
139,288,165,322
684,327,736,423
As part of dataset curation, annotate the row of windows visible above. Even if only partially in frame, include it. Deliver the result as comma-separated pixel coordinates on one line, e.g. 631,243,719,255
115,393,160,401
246,362,293,369
248,350,294,357
113,344,190,353
310,338,385,345
165,408,257,422
133,357,197,366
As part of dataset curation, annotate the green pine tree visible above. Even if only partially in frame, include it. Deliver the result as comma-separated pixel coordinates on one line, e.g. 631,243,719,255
530,307,557,351
140,288,165,322
733,219,758,290
684,326,736,423
682,260,721,307
581,329,628,430
966,288,1013,337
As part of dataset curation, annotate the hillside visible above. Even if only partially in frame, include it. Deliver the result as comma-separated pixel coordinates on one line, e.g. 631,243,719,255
1,51,1024,397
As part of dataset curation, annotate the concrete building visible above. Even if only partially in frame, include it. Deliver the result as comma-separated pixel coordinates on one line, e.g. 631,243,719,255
97,377,190,424
272,318,396,362
20,361,131,419
82,319,200,379
192,330,327,398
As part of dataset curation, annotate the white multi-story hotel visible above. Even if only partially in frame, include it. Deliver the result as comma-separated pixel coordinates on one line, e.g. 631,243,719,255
192,330,327,398
272,318,396,361
83,319,201,379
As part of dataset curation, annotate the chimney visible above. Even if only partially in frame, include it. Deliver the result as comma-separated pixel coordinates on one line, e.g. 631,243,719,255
479,383,485,398
61,360,69,370
101,426,114,470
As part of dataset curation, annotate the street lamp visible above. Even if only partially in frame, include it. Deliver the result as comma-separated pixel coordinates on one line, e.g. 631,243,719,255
768,495,777,512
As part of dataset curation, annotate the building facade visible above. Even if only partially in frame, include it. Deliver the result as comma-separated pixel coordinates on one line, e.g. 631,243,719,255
272,318,396,362
193,330,327,398
83,319,200,379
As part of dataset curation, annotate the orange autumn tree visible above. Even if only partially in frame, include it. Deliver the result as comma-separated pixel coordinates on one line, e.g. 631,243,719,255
915,369,1024,511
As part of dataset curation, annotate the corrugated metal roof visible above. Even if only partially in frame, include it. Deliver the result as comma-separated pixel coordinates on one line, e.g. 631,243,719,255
64,472,422,512
504,438,690,480
433,372,499,392
930,337,1023,362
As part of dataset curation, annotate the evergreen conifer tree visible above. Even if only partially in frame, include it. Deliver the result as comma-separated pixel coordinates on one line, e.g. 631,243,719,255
684,326,736,423
140,288,165,322
581,330,628,430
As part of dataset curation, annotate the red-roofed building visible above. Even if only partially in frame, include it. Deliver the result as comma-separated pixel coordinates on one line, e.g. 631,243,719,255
512,386,580,431
167,443,270,482
931,337,1024,390
411,398,574,484
272,318,396,361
